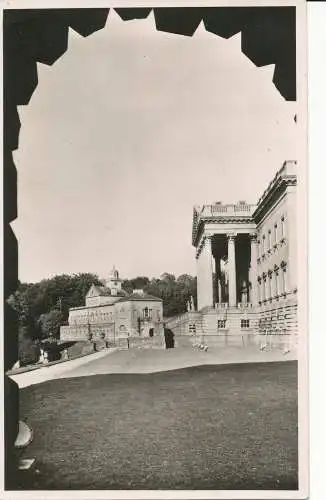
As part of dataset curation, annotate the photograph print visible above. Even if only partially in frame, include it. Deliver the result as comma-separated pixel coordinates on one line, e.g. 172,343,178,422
3,1,308,498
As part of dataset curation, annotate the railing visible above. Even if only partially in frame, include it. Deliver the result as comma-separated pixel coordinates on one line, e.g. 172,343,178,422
164,311,199,327
200,204,256,217
237,303,253,309
215,302,228,309
212,205,228,213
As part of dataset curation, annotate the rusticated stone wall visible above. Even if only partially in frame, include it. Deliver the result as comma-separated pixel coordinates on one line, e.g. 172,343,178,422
165,295,298,352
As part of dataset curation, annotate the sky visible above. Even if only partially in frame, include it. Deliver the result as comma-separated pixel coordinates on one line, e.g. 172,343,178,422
13,10,297,284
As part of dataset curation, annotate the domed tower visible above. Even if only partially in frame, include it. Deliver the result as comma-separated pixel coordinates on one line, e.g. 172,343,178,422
106,265,123,295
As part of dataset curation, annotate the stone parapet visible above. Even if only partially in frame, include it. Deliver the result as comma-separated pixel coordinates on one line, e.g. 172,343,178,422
116,336,165,350
60,324,115,342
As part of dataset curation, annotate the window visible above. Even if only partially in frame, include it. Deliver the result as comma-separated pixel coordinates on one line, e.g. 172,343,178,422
143,307,152,319
257,278,261,303
274,223,278,244
189,323,196,333
262,235,266,254
217,320,226,329
268,230,271,250
281,216,285,238
275,270,279,296
281,267,287,294
241,319,250,329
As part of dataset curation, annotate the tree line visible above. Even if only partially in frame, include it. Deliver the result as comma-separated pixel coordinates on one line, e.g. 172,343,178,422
8,272,197,341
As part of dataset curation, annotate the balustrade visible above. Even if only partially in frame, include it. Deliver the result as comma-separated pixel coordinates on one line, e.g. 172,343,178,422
215,302,228,309
210,204,255,215
237,303,253,309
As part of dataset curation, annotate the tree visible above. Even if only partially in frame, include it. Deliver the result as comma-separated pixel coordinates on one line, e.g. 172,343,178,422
37,309,64,339
122,276,150,294
144,273,197,318
7,272,102,340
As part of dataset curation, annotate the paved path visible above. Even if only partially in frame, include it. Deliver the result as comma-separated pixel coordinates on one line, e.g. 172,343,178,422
59,346,297,379
10,346,297,388
9,349,118,388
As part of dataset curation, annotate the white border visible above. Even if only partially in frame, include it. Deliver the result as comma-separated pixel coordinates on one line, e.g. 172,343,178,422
307,4,326,500
1,1,308,499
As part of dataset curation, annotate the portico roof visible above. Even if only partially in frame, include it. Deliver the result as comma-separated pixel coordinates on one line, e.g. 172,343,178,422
192,203,256,247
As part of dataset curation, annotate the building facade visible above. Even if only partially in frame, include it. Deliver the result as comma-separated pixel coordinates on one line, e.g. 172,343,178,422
166,160,298,351
60,267,164,346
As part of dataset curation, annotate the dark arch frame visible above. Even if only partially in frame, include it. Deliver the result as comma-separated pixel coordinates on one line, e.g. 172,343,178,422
3,6,296,488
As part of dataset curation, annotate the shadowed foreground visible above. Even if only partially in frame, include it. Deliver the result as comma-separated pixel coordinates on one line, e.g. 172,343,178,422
17,361,297,490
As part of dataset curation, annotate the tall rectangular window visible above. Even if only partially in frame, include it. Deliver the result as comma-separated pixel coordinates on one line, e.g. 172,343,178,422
257,280,261,303
282,268,287,293
143,307,152,319
281,216,285,238
262,278,266,300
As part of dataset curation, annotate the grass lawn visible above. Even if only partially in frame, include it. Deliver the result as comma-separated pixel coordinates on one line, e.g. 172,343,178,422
16,361,297,490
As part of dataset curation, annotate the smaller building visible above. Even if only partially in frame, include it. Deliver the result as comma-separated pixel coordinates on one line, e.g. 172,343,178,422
60,267,164,346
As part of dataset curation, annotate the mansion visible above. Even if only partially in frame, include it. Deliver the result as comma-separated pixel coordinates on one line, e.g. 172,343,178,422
166,160,298,351
60,160,298,352
60,267,164,347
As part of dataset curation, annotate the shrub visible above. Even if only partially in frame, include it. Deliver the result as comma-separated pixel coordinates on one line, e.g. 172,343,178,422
18,336,40,367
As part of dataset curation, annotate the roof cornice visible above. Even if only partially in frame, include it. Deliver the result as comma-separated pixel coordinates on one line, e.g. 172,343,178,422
252,173,297,223
192,216,254,247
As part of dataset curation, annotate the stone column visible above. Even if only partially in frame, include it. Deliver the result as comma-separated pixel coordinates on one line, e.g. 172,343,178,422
227,232,237,307
249,233,258,306
197,235,214,310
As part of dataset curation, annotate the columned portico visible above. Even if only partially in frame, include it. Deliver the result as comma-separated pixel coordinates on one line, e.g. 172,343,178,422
196,231,258,310
192,201,257,311
227,233,237,307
